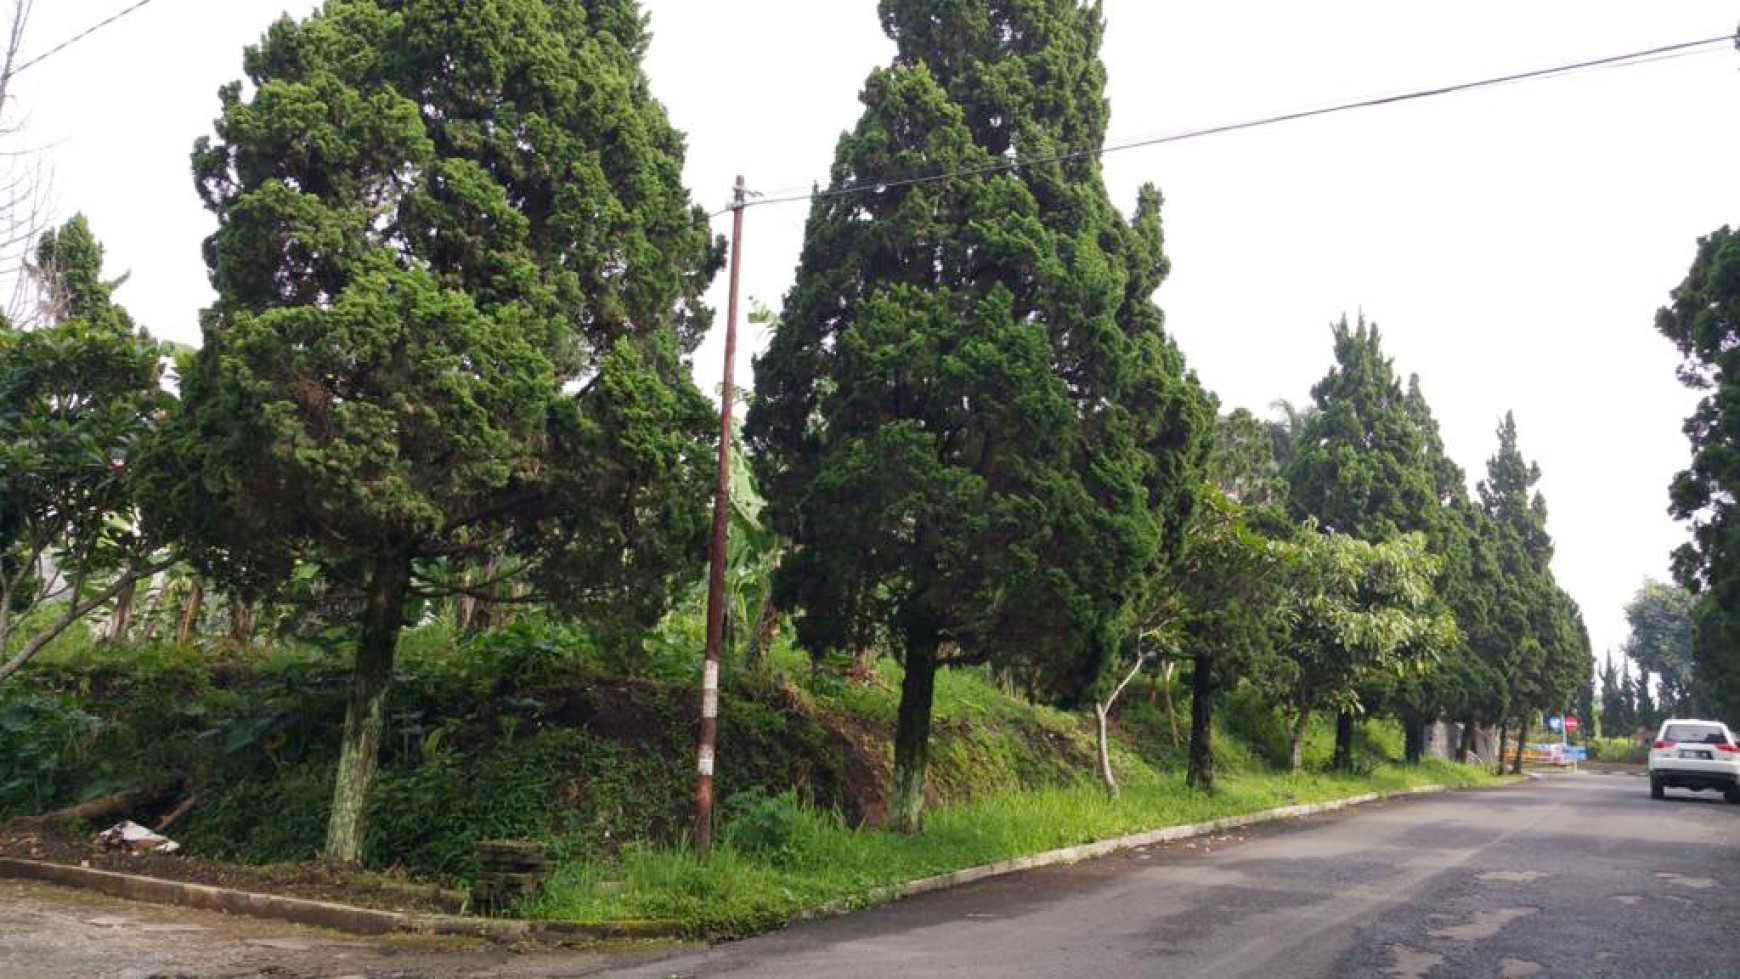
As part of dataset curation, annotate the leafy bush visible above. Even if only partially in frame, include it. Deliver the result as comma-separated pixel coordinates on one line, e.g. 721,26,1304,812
1587,736,1647,764
719,788,802,861
0,688,104,817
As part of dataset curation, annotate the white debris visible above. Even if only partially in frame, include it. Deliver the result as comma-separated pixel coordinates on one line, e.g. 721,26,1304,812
95,820,180,854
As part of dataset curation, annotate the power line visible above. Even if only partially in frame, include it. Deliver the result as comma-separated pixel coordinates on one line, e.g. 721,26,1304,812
718,31,1737,216
4,0,158,81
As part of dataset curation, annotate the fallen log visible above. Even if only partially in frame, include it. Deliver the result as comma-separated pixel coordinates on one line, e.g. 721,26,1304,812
154,793,199,834
21,778,185,829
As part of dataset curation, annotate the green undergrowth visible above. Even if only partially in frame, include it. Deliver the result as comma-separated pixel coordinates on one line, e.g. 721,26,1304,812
527,758,1496,936
1585,735,1647,764
2,617,1500,927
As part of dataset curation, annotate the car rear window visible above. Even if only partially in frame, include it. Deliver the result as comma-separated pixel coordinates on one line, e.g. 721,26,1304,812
1663,724,1731,745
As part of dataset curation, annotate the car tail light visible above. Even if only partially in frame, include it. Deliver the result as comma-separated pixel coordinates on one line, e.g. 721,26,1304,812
1654,740,1676,750
1718,744,1739,754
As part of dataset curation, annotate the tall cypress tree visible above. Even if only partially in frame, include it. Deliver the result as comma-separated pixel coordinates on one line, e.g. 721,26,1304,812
143,0,721,864
1575,641,1596,735
1286,318,1435,539
1599,653,1626,737
747,0,1210,832
1476,411,1587,770
1285,317,1438,768
1657,227,1740,725
1388,375,1501,763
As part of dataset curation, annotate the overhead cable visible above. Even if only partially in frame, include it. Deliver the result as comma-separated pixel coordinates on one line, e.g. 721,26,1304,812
713,32,1738,217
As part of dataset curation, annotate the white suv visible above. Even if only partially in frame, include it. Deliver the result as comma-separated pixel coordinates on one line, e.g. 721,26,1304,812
1648,718,1740,803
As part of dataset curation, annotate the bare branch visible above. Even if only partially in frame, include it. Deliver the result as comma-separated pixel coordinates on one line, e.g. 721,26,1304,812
0,554,177,683
408,582,545,605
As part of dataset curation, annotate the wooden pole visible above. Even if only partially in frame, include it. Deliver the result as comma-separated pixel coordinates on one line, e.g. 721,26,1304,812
695,176,748,855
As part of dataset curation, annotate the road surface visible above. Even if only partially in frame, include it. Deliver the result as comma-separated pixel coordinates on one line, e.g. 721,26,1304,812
3,773,1736,978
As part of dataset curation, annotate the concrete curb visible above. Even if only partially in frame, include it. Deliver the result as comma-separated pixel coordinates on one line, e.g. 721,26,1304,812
794,782,1460,923
0,858,682,943
1,780,1488,942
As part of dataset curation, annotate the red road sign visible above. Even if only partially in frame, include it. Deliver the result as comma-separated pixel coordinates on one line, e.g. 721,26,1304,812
1565,716,1579,732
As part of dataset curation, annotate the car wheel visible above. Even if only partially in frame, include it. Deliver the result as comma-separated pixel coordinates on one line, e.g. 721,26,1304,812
1725,789,1740,805
1651,776,1666,800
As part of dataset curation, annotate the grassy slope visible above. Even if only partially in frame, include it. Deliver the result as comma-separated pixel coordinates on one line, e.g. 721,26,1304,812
4,620,1501,937
526,648,1499,935
528,761,1493,936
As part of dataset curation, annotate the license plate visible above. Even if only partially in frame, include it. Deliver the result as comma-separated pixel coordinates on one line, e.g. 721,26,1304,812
1679,749,1711,760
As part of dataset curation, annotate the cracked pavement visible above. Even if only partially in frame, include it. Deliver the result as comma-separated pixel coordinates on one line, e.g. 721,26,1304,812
4,773,1736,978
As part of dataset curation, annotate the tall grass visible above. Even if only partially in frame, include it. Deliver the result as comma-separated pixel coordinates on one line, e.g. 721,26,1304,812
527,758,1498,935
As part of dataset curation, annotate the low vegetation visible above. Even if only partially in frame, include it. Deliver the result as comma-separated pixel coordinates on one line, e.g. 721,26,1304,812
3,620,1498,935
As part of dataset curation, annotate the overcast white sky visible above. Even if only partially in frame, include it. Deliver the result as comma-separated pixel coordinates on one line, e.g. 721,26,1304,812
14,1,1740,670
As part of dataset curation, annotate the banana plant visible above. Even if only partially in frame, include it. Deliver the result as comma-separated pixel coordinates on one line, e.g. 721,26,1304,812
725,430,784,671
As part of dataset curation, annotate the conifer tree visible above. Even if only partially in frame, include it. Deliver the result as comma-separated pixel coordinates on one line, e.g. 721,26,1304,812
1285,318,1438,768
1657,227,1740,724
1476,412,1588,770
1388,376,1502,764
1599,653,1629,737
1286,318,1435,540
747,0,1210,832
142,0,721,864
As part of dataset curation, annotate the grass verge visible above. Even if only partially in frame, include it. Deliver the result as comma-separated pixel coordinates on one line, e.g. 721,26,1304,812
526,758,1502,937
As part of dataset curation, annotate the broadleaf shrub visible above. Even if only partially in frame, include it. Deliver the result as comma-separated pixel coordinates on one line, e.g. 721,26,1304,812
719,788,802,861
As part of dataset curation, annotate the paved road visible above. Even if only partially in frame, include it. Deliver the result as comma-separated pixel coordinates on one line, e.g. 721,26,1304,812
0,879,685,979
2,774,1736,978
602,773,1740,979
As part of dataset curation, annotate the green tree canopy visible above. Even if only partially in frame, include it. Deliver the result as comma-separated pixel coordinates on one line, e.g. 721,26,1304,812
1258,527,1453,772
1285,318,1445,767
1599,653,1632,738
141,0,721,864
1475,412,1588,749
746,0,1211,832
1286,318,1435,541
1170,488,1289,789
1209,407,1284,508
1386,374,1508,761
1,216,171,682
1657,226,1740,724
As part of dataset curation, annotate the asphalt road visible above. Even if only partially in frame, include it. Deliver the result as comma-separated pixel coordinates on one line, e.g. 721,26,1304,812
2,773,1736,978
602,773,1740,979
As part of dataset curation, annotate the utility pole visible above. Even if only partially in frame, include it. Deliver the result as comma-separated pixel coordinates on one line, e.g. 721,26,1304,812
695,176,748,856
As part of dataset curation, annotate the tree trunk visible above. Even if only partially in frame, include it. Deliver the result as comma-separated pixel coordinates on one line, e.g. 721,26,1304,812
108,578,135,642
1494,719,1509,776
324,554,411,866
1404,719,1424,765
229,597,253,647
1288,708,1311,773
1095,700,1117,797
176,578,203,646
1186,655,1215,791
0,560,174,683
1332,710,1355,771
1455,719,1474,764
890,634,939,834
454,585,475,635
1510,715,1529,775
1093,653,1149,798
1159,658,1181,750
852,645,877,680
745,595,779,671
138,573,170,642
